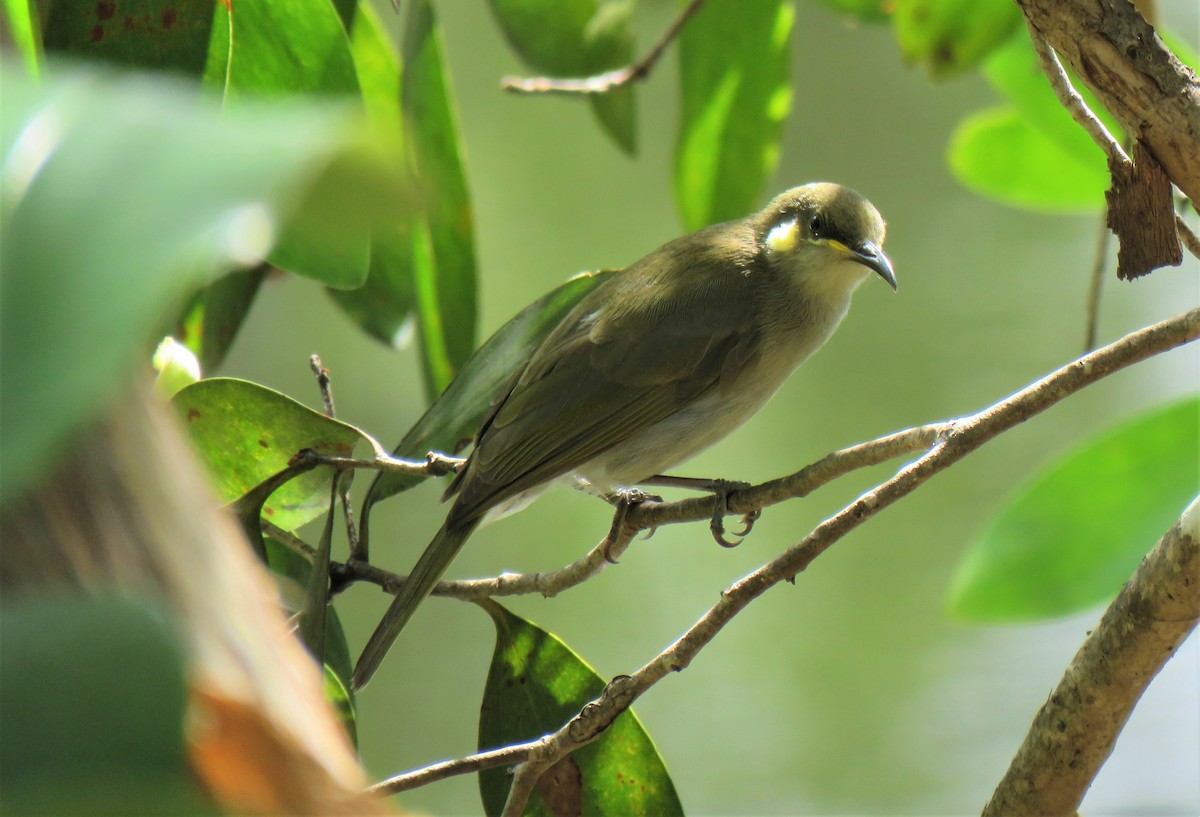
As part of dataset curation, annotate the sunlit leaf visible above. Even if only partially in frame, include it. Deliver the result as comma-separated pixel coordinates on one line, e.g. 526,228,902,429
2,0,43,77
403,0,478,399
153,336,202,398
0,595,216,815
478,603,682,817
675,0,793,230
947,106,1108,212
172,378,370,531
892,0,1020,77
362,270,615,515
0,67,384,504
42,0,213,75
583,0,637,154
948,398,1200,622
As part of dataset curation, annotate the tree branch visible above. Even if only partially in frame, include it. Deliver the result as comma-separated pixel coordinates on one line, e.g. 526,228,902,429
367,308,1199,808
983,498,1200,817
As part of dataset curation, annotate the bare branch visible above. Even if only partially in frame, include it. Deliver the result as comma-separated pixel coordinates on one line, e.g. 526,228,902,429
501,0,705,96
983,498,1200,816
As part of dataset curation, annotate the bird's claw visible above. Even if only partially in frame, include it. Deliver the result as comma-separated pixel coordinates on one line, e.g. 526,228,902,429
601,489,660,562
708,481,758,548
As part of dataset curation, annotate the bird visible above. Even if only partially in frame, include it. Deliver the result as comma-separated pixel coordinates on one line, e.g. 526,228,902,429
352,182,896,690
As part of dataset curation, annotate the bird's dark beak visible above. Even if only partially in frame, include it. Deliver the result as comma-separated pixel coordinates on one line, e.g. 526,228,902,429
851,241,897,291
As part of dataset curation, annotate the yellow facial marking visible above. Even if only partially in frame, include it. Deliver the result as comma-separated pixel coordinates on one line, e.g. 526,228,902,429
827,239,851,256
765,219,800,255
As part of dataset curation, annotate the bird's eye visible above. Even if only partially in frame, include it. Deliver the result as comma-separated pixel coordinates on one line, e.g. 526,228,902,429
809,214,825,237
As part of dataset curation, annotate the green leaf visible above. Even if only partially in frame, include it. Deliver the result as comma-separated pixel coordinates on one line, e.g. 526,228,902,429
675,0,793,230
0,595,217,815
171,378,370,531
478,603,682,817
264,536,355,698
362,270,615,514
948,397,1200,622
177,264,270,372
205,0,372,291
322,663,358,748
2,0,43,78
403,0,479,399
809,0,890,23
892,0,1020,77
328,3,417,346
980,33,1120,173
297,479,339,665
947,106,1109,212
583,0,638,155
152,336,202,398
42,0,214,75
0,66,386,504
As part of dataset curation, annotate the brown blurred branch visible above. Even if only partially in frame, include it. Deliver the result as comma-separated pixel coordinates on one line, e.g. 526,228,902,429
501,0,704,96
983,499,1200,817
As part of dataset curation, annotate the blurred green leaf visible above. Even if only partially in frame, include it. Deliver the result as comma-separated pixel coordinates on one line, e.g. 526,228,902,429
3,0,43,77
172,378,370,530
0,67,384,505
205,0,372,290
42,0,213,75
948,397,1200,622
264,536,355,697
892,0,1020,77
362,270,615,515
152,336,202,398
487,0,638,153
809,0,890,23
328,2,417,346
981,33,1120,172
0,595,217,815
322,663,358,748
478,603,682,817
403,0,478,400
675,0,793,230
177,264,270,372
947,105,1108,212
297,479,338,666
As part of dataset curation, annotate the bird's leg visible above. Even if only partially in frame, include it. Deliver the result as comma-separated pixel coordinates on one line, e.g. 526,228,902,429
638,475,761,547
599,488,661,563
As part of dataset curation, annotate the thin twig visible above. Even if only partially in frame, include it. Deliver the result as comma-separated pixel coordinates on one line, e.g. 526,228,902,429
311,355,361,555
1024,19,1128,167
501,0,705,96
368,309,1200,807
1083,212,1111,352
1176,213,1200,260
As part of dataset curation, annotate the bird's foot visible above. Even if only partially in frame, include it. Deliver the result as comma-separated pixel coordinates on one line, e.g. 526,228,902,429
600,488,661,563
705,479,759,547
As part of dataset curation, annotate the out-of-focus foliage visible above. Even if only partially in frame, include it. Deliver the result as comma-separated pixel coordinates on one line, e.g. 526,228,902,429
948,398,1200,621
478,603,683,817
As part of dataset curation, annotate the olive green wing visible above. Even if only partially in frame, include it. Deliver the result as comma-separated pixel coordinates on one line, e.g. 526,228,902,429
447,258,762,524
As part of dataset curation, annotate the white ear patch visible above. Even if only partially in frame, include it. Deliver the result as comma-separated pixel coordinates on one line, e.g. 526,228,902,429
765,218,800,255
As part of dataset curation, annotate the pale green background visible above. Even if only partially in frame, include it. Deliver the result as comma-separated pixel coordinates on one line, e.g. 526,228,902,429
223,2,1200,813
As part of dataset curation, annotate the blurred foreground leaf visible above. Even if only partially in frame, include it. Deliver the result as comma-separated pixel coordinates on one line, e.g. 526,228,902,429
0,595,216,815
478,603,682,817
892,0,1020,77
42,0,213,74
810,0,890,23
947,106,1108,212
948,397,1200,621
172,378,370,531
675,0,793,230
362,270,615,516
0,66,396,504
3,0,43,77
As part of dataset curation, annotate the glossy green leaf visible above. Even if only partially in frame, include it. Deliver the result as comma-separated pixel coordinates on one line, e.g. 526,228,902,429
0,595,217,815
205,0,372,290
3,0,43,78
172,378,370,530
264,536,355,697
403,0,478,399
947,106,1108,212
478,603,682,817
809,0,890,23
362,270,615,517
981,33,1120,173
328,3,417,346
177,264,270,372
42,0,213,75
892,0,1020,77
487,0,638,153
948,397,1200,622
0,67,382,505
675,0,793,230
